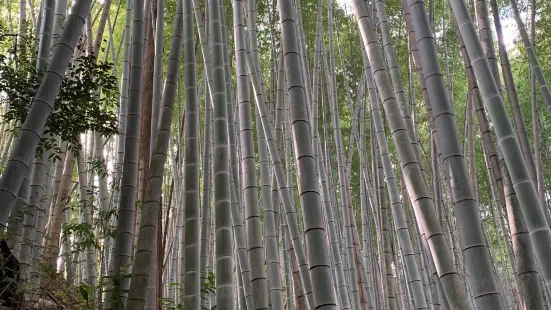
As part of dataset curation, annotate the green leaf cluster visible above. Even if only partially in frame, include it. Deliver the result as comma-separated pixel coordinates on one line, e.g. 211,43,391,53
0,24,119,155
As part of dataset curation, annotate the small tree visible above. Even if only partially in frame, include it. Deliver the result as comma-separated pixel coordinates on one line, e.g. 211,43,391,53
0,24,119,157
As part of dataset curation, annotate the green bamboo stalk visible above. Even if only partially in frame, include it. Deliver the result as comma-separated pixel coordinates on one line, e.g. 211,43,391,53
209,0,234,307
351,1,469,308
276,1,338,308
109,0,145,304
406,0,503,307
125,0,184,307
450,0,551,296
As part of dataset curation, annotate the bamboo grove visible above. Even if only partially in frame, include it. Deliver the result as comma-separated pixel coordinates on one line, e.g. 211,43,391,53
1,0,551,309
